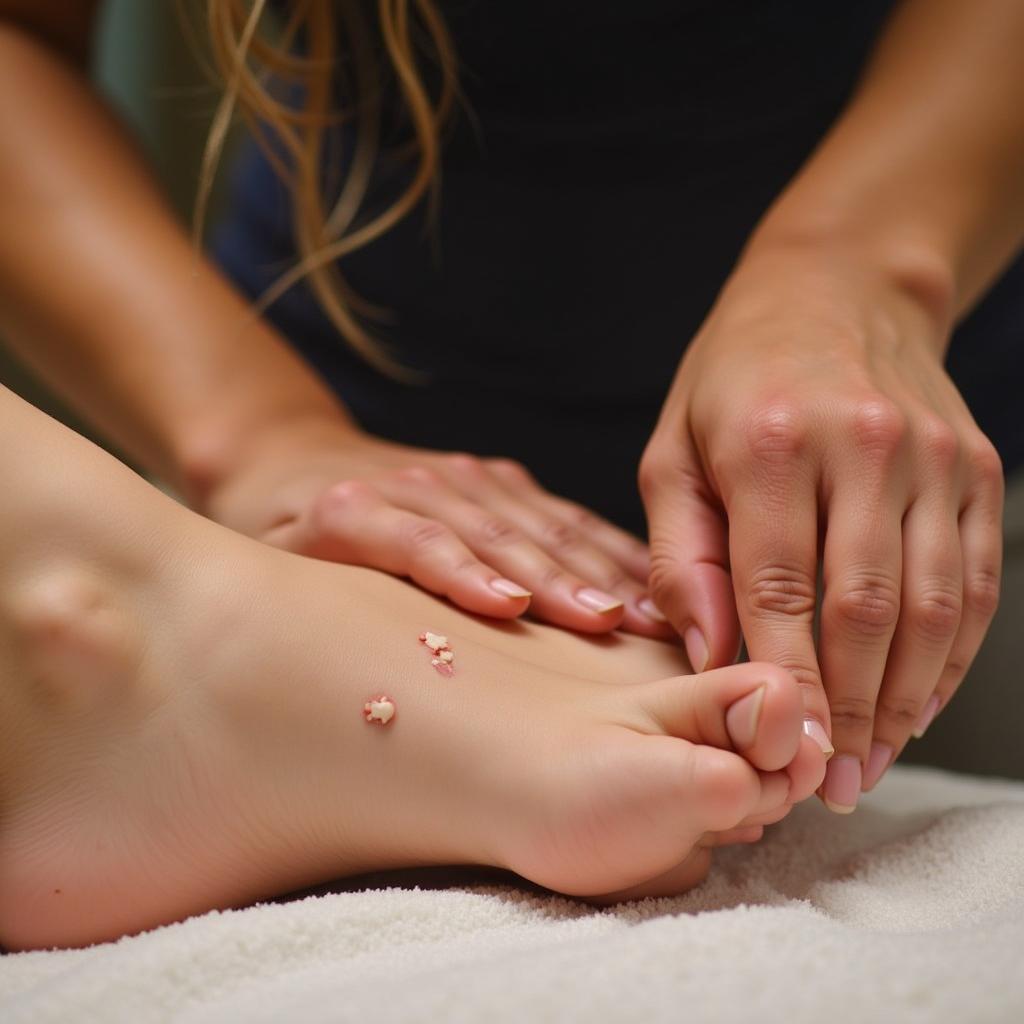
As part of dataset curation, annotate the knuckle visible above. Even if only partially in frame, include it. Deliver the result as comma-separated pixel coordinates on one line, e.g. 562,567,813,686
537,562,575,591
828,695,876,733
746,562,817,619
742,404,808,464
486,457,533,483
941,655,970,682
831,574,900,636
476,515,522,547
875,693,923,728
647,551,680,600
917,416,960,470
908,587,962,641
394,465,444,489
637,450,667,496
964,568,1000,618
400,515,452,552
848,399,907,457
968,438,1004,492
561,502,599,532
446,452,487,479
313,480,374,528
775,663,822,700
538,517,582,552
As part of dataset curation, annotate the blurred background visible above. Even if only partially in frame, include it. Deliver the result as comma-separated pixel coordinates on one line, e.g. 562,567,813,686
0,0,225,449
1,1,1021,779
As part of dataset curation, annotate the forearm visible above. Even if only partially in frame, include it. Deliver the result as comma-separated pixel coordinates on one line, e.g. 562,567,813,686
0,19,352,500
747,0,1024,330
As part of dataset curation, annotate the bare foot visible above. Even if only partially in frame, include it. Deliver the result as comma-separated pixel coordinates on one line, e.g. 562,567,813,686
0,390,824,950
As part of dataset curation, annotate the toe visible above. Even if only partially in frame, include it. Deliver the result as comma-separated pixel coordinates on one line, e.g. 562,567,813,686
588,847,713,904
736,803,792,828
638,662,804,772
750,769,791,816
700,825,766,847
785,735,830,804
682,742,763,832
531,734,776,903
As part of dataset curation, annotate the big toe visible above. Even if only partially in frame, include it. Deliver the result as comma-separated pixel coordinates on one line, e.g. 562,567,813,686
638,662,806,772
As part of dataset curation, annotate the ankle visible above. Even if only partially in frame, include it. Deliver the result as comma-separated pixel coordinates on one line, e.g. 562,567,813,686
3,561,144,712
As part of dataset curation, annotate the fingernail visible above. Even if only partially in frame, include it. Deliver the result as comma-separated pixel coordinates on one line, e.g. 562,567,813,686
823,755,861,814
575,587,624,614
684,626,708,673
912,695,940,739
489,578,532,600
637,596,667,622
802,718,835,758
725,684,766,749
862,742,894,792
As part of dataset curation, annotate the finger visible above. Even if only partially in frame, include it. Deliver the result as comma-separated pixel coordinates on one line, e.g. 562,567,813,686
484,457,651,582
861,444,1003,795
931,442,1004,718
640,438,740,669
867,488,961,781
270,480,532,618
818,472,903,771
726,417,826,738
639,662,804,773
373,468,627,633
436,455,664,636
498,487,667,636
481,496,666,637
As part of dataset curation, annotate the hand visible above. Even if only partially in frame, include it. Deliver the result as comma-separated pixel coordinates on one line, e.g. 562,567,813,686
639,239,1004,805
204,417,668,635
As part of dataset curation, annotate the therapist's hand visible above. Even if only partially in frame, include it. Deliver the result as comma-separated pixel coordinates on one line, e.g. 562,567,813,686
204,419,667,636
639,239,1004,807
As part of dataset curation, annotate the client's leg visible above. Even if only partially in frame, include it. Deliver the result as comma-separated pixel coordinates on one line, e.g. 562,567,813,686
0,387,823,951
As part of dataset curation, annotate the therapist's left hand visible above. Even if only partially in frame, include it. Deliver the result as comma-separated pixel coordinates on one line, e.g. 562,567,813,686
638,238,1004,808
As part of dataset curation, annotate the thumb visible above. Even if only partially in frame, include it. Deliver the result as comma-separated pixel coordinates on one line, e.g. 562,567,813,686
639,443,740,673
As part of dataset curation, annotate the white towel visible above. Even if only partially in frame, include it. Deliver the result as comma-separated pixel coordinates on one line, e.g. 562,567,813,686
3,765,1023,1023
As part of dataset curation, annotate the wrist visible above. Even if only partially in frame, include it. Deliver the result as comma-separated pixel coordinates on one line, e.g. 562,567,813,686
175,398,358,511
733,209,954,358
739,210,957,350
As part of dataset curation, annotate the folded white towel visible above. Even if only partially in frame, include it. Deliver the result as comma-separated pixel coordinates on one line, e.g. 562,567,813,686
3,765,1022,1024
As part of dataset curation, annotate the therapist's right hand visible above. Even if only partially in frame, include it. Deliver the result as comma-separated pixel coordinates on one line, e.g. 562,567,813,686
203,415,669,636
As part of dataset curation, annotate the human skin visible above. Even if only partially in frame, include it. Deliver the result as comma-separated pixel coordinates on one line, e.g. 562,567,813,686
640,0,1018,810
0,3,1016,809
0,384,827,951
0,3,665,639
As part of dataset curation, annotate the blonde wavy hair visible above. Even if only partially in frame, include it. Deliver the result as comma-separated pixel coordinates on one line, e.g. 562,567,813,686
195,0,458,376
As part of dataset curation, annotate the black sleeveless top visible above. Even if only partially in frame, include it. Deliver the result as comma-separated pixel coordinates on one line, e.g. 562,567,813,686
212,0,1023,537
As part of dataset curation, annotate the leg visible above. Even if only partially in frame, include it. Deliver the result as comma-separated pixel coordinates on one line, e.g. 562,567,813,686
0,386,825,950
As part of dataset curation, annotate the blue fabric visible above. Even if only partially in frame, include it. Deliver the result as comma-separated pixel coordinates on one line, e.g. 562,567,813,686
212,0,1022,536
